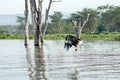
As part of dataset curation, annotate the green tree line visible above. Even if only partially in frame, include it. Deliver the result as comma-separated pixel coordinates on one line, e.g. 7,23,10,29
1,5,120,34
47,5,120,34
43,5,120,34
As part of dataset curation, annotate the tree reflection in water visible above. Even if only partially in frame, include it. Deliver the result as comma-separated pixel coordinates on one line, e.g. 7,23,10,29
25,46,34,79
67,68,79,80
26,46,47,80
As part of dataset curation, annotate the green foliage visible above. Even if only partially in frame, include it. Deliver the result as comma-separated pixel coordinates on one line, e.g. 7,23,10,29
29,34,34,39
48,11,63,34
1,5,120,41
0,33,120,40
16,16,25,25
81,8,99,33
0,34,24,39
0,25,19,34
16,16,25,34
98,5,120,32
81,32,120,40
0,30,6,34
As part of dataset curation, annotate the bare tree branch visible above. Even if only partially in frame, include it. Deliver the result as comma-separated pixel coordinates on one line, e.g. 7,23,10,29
81,13,90,28
72,20,77,28
42,0,52,36
72,13,90,38
43,0,61,37
78,13,90,38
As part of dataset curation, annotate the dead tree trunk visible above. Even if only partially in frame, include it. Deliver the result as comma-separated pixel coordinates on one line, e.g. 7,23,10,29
34,0,43,46
72,13,90,38
29,0,61,46
24,0,29,45
29,0,39,46
29,0,43,46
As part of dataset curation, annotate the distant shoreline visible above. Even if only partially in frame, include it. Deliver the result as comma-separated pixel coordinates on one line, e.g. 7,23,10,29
0,33,120,40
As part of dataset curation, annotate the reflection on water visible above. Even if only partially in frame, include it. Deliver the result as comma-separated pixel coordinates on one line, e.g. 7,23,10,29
26,46,46,80
0,40,120,80
67,68,79,80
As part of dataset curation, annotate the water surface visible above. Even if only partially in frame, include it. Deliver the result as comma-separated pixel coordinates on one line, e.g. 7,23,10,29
0,40,120,80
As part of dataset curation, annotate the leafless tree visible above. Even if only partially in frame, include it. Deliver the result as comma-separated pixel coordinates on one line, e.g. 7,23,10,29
29,0,61,46
72,13,90,38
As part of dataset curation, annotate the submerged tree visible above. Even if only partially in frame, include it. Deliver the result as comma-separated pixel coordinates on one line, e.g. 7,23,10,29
29,0,61,46
24,0,29,45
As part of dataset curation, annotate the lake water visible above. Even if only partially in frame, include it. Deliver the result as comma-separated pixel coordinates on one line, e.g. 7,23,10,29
0,40,120,80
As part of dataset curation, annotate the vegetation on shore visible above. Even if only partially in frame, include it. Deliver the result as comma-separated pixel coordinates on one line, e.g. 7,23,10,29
1,5,120,41
0,32,120,40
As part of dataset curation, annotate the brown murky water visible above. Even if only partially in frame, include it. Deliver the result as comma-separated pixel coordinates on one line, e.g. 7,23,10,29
0,40,120,80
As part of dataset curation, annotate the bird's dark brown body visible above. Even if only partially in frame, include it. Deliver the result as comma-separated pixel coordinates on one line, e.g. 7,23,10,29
64,35,82,51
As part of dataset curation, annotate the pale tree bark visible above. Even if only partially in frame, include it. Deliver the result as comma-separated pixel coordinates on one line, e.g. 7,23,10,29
34,0,43,46
42,0,62,41
42,0,52,39
29,0,38,46
29,0,37,30
29,0,61,46
72,13,90,38
24,0,29,45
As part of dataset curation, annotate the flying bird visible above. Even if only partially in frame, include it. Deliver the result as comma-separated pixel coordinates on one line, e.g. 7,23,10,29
64,35,82,51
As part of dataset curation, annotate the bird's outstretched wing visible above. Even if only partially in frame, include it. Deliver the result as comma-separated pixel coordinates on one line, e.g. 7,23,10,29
64,42,72,50
64,35,73,50
64,35,81,51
